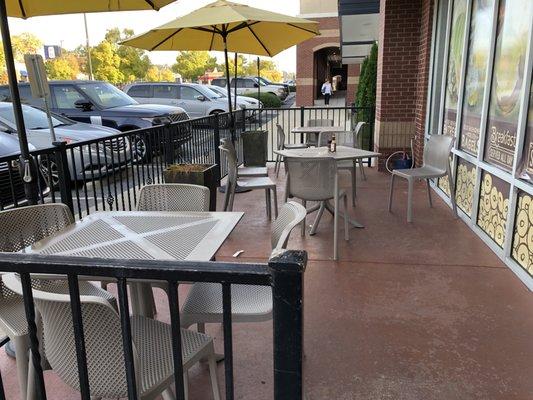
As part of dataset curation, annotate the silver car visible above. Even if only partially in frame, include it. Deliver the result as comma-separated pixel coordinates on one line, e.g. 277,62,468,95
123,82,246,119
0,102,130,187
207,85,262,109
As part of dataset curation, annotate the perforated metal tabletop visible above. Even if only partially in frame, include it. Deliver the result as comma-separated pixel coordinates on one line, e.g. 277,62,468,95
31,211,244,262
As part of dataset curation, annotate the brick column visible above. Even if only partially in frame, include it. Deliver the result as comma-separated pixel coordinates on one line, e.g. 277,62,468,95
375,0,434,170
346,64,360,105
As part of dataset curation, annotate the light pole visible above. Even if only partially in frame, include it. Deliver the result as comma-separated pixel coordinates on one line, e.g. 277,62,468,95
83,13,93,80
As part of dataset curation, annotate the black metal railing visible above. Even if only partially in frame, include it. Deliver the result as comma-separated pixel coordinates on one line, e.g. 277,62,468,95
0,249,307,400
0,106,374,219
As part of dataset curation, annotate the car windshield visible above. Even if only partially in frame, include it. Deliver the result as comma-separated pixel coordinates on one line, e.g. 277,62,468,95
201,86,224,99
77,82,137,109
0,104,70,130
209,86,227,97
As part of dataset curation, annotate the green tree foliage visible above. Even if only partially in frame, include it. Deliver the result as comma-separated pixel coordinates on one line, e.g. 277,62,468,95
172,51,218,81
105,28,151,82
242,91,281,108
91,40,124,84
45,53,80,80
355,43,377,108
242,58,283,82
11,32,42,62
144,65,175,82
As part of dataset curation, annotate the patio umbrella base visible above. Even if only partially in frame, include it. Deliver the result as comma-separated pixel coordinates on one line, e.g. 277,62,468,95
218,184,251,194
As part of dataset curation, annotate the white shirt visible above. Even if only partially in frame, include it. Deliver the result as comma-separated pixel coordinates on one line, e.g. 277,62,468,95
321,82,332,95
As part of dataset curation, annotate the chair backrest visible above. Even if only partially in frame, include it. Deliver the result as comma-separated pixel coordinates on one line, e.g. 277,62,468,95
317,131,337,147
0,204,73,252
137,183,210,212
276,124,286,150
353,122,366,148
423,134,454,172
285,157,338,201
271,201,307,249
220,137,238,159
307,119,334,127
220,145,238,189
2,273,132,399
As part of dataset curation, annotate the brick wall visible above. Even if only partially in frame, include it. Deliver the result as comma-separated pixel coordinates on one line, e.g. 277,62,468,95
375,0,434,170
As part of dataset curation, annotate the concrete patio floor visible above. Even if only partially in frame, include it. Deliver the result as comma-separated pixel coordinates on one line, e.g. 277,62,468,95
1,166,532,399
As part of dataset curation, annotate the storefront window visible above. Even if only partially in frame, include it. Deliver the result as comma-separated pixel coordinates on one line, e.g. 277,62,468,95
517,81,533,182
477,171,510,248
459,0,495,155
442,0,468,136
512,191,533,275
455,158,477,215
484,0,532,171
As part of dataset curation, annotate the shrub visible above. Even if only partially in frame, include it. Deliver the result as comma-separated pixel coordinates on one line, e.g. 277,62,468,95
356,43,377,110
243,91,282,108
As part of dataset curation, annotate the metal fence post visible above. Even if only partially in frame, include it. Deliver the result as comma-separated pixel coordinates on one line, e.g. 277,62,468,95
269,250,307,400
299,106,305,144
53,141,74,215
213,113,222,187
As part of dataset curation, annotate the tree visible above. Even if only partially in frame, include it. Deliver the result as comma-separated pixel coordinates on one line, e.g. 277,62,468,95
45,53,80,80
11,33,42,62
159,67,175,82
224,54,246,77
144,66,160,82
144,65,175,82
243,58,282,82
105,28,151,82
91,40,124,83
355,43,377,109
172,51,217,81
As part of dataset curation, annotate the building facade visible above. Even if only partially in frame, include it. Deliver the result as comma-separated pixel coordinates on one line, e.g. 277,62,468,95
296,0,378,106
343,0,532,288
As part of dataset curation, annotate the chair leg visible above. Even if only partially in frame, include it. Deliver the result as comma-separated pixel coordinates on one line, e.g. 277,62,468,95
358,159,366,180
161,387,176,400
228,184,235,211
265,189,272,219
272,188,278,218
350,166,356,207
301,199,306,237
14,336,29,400
183,371,189,400
426,179,433,207
388,174,396,212
334,192,339,260
222,184,230,212
407,178,414,223
208,351,221,400
343,195,349,241
275,155,281,177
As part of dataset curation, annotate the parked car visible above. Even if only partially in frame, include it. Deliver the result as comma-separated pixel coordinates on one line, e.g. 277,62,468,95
0,81,191,161
0,102,131,187
210,77,287,100
254,76,290,94
123,82,246,119
207,84,262,109
0,132,49,208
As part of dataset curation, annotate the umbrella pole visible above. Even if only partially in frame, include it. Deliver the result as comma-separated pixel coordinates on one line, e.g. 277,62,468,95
0,0,38,204
234,52,238,103
222,34,235,143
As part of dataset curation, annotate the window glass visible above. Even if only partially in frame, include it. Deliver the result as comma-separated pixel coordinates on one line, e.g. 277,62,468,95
459,0,495,155
484,0,532,171
517,81,533,181
180,86,201,100
0,104,67,130
153,85,178,99
511,191,533,275
77,82,136,108
477,171,510,248
244,79,256,89
455,158,477,215
128,85,151,98
442,0,468,136
52,86,86,109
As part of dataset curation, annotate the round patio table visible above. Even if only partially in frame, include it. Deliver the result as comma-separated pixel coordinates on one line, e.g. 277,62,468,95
274,145,380,232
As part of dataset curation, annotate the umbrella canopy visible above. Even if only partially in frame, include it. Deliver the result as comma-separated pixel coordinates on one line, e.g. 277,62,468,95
121,0,319,56
4,0,175,18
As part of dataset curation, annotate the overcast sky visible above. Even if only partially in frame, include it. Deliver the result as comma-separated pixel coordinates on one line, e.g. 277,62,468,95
7,0,301,72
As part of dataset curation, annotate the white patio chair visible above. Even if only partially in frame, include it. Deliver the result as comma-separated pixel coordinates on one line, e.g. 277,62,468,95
306,118,334,146
388,134,458,222
220,138,268,178
221,145,278,220
0,204,115,400
285,157,349,260
274,124,308,177
3,273,221,400
138,183,210,212
180,201,307,330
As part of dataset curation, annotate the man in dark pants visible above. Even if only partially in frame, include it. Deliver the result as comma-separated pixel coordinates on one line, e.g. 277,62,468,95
321,78,332,105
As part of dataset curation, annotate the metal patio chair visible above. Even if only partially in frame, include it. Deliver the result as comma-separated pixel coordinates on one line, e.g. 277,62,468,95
180,201,307,330
0,204,115,400
138,183,211,212
221,145,278,219
220,138,268,178
388,134,458,222
285,157,349,260
3,273,221,400
274,124,308,177
306,118,334,146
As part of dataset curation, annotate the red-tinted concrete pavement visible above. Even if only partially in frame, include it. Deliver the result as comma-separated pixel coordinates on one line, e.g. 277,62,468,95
1,166,532,399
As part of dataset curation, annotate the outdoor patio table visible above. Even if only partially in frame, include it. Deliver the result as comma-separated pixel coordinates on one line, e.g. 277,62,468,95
27,210,243,316
274,145,380,232
291,125,347,145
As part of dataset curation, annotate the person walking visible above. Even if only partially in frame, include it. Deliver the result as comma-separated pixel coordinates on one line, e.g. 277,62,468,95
321,78,333,106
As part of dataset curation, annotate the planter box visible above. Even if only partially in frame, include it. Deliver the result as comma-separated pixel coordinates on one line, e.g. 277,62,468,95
241,130,267,167
163,164,218,211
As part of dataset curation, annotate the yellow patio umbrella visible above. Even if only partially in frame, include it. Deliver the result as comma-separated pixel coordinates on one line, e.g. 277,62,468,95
121,0,319,114
0,0,175,204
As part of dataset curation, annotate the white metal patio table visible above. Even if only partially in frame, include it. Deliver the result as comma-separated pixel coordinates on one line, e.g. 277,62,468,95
274,145,380,233
28,210,244,316
291,125,346,145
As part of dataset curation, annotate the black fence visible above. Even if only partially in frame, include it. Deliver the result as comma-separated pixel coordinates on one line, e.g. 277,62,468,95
0,249,306,400
0,106,374,219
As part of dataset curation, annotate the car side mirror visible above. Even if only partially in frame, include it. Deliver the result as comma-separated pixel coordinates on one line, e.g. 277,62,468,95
74,99,93,111
253,83,259,88
196,95,206,102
